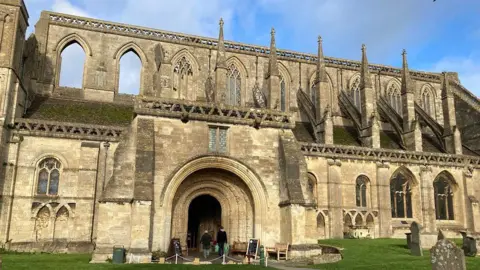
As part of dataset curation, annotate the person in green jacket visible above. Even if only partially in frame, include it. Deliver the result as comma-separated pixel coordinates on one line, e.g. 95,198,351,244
200,230,212,259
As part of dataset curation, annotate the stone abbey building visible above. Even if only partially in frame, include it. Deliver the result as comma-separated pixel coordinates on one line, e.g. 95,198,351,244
0,0,479,262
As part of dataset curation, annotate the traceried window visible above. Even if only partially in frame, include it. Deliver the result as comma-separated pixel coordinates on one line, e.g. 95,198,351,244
434,175,455,220
173,56,193,96
390,172,413,218
208,126,228,153
350,77,361,110
355,176,369,207
280,76,286,112
421,87,435,117
227,64,241,106
37,158,61,196
386,83,402,115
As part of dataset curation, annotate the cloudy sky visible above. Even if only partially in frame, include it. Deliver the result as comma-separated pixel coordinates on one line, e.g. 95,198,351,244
24,0,480,96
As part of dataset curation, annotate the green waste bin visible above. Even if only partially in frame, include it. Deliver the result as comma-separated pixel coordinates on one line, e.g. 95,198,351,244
112,246,125,264
259,245,265,267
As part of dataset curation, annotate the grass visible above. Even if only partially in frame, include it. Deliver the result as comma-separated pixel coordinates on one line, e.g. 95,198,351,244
312,238,480,269
0,252,272,269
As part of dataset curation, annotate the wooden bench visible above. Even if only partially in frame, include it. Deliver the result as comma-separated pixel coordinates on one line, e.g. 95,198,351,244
231,241,248,254
265,243,289,260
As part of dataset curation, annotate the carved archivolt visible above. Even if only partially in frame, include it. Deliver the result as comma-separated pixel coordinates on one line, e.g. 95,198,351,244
169,48,200,71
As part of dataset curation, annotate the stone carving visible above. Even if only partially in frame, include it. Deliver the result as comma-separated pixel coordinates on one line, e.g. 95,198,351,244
35,206,51,241
13,118,124,141
430,239,466,270
136,97,293,129
410,221,423,256
95,62,107,88
301,143,480,168
204,76,214,102
463,165,474,177
252,82,266,108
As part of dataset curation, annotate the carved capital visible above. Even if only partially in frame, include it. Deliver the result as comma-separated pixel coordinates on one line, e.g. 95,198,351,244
327,158,341,167
420,165,433,175
9,134,23,144
464,165,474,178
103,142,110,149
376,161,390,169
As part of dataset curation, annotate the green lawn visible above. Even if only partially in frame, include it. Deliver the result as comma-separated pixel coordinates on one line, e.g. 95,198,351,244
0,252,271,270
313,238,480,270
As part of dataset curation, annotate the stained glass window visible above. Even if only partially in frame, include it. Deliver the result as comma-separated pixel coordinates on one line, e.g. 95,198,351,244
434,176,454,220
227,64,241,106
37,158,61,196
218,128,227,153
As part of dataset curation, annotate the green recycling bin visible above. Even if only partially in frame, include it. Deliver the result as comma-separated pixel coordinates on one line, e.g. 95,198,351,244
112,246,125,264
259,245,265,267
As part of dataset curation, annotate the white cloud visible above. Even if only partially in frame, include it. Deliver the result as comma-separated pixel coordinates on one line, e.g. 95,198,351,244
430,54,480,97
51,0,90,17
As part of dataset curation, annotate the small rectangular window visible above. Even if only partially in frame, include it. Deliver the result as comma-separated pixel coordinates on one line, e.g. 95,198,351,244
208,126,229,153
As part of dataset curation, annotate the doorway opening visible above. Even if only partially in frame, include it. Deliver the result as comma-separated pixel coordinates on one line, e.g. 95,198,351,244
187,195,222,250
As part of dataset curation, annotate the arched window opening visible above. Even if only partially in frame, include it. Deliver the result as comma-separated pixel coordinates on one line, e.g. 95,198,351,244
390,171,413,218
118,50,142,95
307,173,317,202
280,76,286,112
58,42,85,88
226,64,241,106
355,176,368,207
354,214,363,227
434,174,455,220
37,158,61,196
173,56,193,98
317,213,325,229
350,77,361,110
386,83,402,115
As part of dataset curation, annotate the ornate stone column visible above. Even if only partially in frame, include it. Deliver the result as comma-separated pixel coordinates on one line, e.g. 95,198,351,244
419,165,436,233
376,161,392,237
327,158,343,238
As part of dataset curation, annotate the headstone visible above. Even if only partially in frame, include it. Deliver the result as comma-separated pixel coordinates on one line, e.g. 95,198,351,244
430,239,466,270
193,258,200,265
437,229,445,240
459,231,477,257
158,257,165,264
405,232,412,249
410,221,423,256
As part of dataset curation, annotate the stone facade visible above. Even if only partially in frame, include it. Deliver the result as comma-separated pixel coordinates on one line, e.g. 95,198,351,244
0,0,479,263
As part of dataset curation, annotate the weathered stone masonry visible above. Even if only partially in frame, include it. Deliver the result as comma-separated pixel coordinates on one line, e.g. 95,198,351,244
0,0,479,263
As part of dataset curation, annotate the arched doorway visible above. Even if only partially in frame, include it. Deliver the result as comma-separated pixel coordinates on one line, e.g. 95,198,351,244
187,195,222,250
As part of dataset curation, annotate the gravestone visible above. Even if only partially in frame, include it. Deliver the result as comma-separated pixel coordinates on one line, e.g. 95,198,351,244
405,232,412,249
459,231,477,257
410,221,423,256
430,239,466,270
437,230,445,240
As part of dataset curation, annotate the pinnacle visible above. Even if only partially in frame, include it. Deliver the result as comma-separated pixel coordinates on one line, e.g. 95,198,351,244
271,27,275,36
361,44,366,52
219,18,224,27
318,35,322,44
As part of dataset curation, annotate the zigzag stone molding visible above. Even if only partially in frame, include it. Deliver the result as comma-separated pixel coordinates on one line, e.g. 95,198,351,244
12,118,125,141
48,12,439,82
301,143,480,168
135,97,294,129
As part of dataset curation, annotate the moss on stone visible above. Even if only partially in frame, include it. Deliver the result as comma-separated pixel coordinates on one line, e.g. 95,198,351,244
380,130,401,149
333,126,361,146
25,98,134,126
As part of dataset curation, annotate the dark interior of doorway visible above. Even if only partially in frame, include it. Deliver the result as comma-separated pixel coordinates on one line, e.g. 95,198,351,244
187,195,221,250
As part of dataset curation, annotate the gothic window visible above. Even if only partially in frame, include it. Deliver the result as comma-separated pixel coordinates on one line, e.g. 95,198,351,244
390,172,413,218
386,83,402,115
119,50,142,94
421,86,435,117
307,173,317,201
58,41,86,88
37,158,61,196
208,126,228,153
227,64,241,106
350,77,361,110
355,175,369,207
280,76,286,112
173,56,193,97
434,175,455,220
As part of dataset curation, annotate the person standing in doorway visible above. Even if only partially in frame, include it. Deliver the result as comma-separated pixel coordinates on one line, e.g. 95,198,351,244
200,230,212,259
216,226,227,256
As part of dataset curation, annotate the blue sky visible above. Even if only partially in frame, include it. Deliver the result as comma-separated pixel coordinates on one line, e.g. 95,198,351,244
24,0,480,97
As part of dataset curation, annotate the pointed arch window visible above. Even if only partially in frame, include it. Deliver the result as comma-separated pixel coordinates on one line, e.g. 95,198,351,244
434,175,455,220
118,50,142,95
37,158,61,196
421,87,435,117
173,56,193,97
386,83,402,115
350,77,361,110
280,75,286,111
307,173,317,202
58,41,86,88
355,175,369,207
227,64,241,106
390,172,413,218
